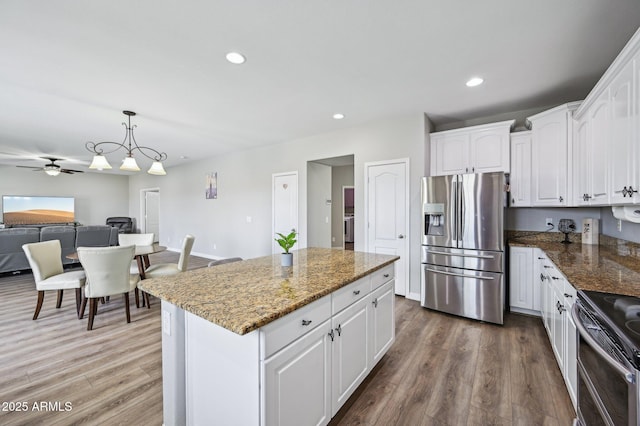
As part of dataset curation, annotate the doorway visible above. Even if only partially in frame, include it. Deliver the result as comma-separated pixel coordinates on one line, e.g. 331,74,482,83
343,186,354,250
140,188,160,243
306,155,354,249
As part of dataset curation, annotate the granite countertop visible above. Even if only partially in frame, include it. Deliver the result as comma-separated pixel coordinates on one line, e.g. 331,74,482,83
138,247,399,335
508,231,640,298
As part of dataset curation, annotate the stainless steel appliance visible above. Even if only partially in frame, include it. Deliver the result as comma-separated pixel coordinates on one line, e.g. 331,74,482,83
420,172,505,324
572,290,640,426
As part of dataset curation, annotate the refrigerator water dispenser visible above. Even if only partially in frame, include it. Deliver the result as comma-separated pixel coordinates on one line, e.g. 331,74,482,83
423,203,445,236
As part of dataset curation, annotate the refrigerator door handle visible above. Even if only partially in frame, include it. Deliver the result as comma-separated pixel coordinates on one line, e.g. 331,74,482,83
450,176,458,242
425,268,495,280
426,250,495,260
458,180,464,247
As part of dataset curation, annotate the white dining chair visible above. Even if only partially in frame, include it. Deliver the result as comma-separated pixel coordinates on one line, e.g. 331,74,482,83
22,240,86,320
77,245,140,330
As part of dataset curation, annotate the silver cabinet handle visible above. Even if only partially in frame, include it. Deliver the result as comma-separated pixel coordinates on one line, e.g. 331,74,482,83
301,319,312,326
383,273,390,278
372,298,378,308
426,250,494,260
425,268,495,280
559,196,564,202
353,290,360,295
335,324,342,337
564,293,573,298
328,329,335,341
540,273,545,281
398,234,404,239
551,276,560,280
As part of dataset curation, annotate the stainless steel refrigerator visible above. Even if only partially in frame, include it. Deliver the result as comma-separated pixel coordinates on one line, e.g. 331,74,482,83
420,172,505,324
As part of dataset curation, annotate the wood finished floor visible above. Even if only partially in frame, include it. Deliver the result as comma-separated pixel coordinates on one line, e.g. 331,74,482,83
0,252,575,425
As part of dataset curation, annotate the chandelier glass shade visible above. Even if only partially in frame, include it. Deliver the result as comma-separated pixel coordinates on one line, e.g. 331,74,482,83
85,111,167,175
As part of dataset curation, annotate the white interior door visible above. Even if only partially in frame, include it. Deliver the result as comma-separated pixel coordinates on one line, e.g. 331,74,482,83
145,191,160,243
272,172,299,254
365,160,408,296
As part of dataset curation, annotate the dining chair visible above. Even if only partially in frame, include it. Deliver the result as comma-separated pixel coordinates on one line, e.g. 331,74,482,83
77,245,140,330
22,240,86,320
119,233,154,307
144,234,195,278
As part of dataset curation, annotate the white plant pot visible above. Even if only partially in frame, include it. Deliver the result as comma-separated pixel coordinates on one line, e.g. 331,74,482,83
281,252,293,267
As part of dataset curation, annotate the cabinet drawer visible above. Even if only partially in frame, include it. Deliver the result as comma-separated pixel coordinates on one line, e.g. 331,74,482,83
332,277,370,314
260,295,331,359
370,264,394,290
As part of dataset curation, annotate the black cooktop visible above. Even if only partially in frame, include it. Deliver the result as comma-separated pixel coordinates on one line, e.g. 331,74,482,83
579,290,640,368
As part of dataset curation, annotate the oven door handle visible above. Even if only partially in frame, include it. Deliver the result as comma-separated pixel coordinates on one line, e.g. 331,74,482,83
425,268,495,280
572,304,635,384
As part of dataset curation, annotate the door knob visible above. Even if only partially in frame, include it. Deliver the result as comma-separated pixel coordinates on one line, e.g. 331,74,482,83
398,234,405,239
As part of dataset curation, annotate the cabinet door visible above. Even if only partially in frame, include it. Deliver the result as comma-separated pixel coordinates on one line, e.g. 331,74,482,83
331,297,369,416
587,90,610,204
509,247,534,311
573,116,590,206
370,280,395,365
551,276,566,373
531,113,568,206
263,319,332,426
470,129,510,173
610,60,637,204
563,283,578,410
431,134,470,176
509,133,532,206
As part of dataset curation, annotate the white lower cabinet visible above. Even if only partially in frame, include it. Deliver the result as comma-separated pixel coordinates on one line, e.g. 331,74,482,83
263,320,332,426
538,254,577,411
508,246,538,315
370,281,395,364
331,296,369,415
263,267,396,425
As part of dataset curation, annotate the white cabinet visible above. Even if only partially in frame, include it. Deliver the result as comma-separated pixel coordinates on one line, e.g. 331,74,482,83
574,91,610,206
572,30,640,206
509,131,532,206
430,120,514,176
370,280,395,365
528,102,581,207
331,296,369,415
263,319,332,426
537,254,577,411
609,57,638,204
508,246,539,315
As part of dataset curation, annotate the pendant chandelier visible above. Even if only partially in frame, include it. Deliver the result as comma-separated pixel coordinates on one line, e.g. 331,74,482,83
85,110,167,175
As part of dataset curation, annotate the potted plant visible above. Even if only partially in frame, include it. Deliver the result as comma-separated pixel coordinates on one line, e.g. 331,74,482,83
275,231,297,266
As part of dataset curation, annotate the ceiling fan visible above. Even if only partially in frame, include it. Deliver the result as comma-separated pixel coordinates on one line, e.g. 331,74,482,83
16,157,84,176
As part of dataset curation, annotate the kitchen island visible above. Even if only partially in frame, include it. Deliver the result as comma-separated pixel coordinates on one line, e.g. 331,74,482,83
139,248,399,426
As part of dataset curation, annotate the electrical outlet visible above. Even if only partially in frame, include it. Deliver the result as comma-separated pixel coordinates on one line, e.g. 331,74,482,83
618,219,622,232
545,217,553,227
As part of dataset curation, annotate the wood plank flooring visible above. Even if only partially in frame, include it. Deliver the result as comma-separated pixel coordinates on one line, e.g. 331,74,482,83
0,252,575,425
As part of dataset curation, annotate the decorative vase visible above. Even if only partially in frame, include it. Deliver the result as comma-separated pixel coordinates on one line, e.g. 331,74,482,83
281,252,293,267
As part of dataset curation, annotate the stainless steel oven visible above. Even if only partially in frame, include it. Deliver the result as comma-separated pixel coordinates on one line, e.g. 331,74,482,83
572,291,640,426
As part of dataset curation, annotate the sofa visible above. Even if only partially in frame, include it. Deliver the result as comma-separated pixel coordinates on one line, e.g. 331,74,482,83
0,225,117,274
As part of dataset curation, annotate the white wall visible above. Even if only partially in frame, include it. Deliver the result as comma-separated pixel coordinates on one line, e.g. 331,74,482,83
307,162,332,248
0,165,129,226
128,113,426,297
506,207,602,232
601,207,640,244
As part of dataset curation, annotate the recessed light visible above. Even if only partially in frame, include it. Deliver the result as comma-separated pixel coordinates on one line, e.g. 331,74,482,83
333,113,345,120
226,52,246,65
466,77,484,87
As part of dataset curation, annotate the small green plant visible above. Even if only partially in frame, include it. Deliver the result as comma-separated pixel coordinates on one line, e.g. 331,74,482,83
275,231,297,254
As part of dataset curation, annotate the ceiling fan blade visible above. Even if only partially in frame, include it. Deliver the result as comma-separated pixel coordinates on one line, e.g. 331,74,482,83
16,165,43,170
60,169,84,174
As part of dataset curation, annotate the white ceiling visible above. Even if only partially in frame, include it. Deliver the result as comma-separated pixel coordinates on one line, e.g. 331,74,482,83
1,1,639,173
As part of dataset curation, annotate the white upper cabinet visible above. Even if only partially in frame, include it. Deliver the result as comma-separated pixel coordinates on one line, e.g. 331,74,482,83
430,120,514,176
574,90,610,206
509,131,532,207
529,102,581,207
573,27,640,205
